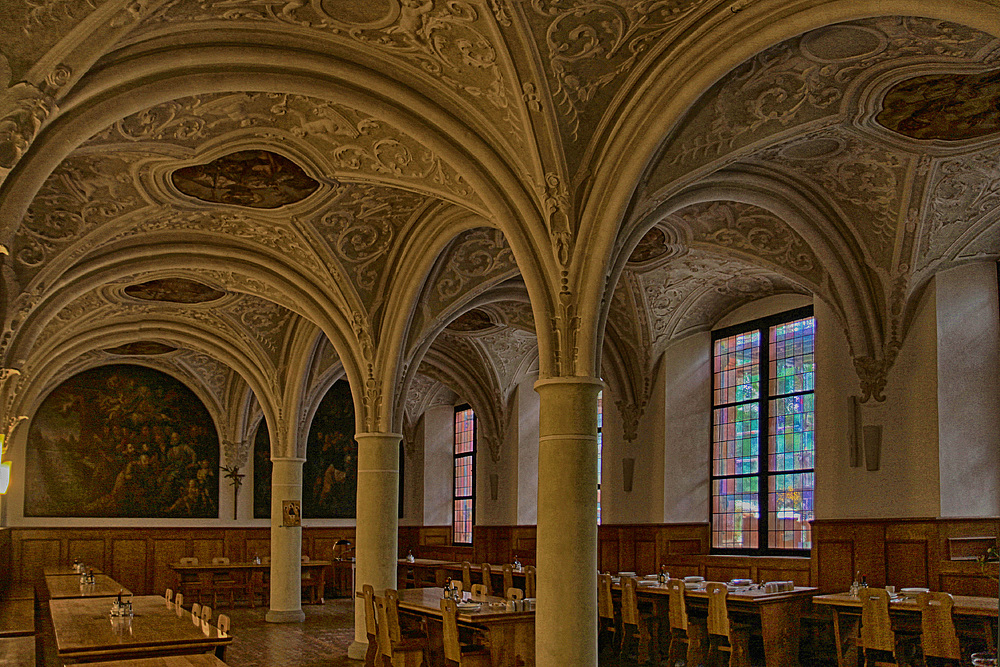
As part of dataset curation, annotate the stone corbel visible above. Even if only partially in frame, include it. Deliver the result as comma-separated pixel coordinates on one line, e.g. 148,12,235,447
852,341,900,403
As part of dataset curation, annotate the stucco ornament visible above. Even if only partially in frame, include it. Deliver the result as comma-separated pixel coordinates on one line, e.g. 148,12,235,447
430,228,517,314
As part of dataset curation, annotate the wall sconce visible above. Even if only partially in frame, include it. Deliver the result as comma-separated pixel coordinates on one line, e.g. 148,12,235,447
622,457,635,493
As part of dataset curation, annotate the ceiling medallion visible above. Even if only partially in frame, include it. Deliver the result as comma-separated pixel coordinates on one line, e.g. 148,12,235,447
104,342,178,355
171,150,320,208
124,278,226,304
446,309,495,332
629,227,672,264
876,69,1000,141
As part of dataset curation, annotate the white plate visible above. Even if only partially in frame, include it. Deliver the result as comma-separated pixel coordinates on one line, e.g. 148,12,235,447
899,587,929,595
456,602,481,611
683,576,704,583
684,582,701,589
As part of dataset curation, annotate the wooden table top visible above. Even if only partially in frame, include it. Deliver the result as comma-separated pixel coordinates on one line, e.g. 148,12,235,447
6,583,34,601
813,591,999,617
49,595,231,661
0,599,34,637
46,574,130,599
43,565,103,577
170,560,331,571
0,634,35,666
396,587,534,623
616,580,818,604
67,654,228,667
397,558,458,567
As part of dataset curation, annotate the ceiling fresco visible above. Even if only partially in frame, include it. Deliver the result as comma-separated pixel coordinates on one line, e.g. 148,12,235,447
171,150,320,208
876,68,1000,141
124,278,227,304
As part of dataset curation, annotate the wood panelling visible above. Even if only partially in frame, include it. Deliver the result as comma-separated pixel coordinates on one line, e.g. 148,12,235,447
815,540,853,593
67,539,106,571
152,539,188,596
20,538,61,579
885,540,929,589
112,539,147,595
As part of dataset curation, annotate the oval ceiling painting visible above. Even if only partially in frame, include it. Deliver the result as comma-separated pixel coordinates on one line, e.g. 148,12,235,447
877,68,1000,141
124,278,226,304
24,364,220,518
171,150,320,208
104,342,178,355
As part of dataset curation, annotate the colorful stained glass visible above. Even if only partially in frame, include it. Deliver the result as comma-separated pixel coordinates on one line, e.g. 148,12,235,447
713,331,760,404
768,472,814,549
453,406,476,544
769,317,815,395
712,477,759,549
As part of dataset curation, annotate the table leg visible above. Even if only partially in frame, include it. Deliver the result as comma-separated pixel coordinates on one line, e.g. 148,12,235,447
486,620,534,667
758,599,805,667
831,608,860,667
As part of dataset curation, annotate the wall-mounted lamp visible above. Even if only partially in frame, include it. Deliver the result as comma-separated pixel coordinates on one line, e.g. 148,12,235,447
622,457,635,493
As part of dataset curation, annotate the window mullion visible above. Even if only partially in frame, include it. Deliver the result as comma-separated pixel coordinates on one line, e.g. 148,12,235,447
758,323,769,551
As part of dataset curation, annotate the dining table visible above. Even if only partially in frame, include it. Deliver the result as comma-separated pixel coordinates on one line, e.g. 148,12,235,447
44,565,103,577
618,578,818,667
395,587,535,667
0,599,34,638
46,573,131,600
49,595,232,664
170,559,332,606
0,635,36,666
63,654,228,667
396,558,458,588
813,590,999,667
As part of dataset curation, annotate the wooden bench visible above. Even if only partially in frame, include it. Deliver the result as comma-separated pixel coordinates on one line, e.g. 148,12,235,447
0,598,34,638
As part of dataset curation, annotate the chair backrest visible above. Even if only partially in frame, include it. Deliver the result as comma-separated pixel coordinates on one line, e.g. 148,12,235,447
165,588,173,603
598,574,615,620
217,613,230,635
179,557,199,566
191,602,201,618
706,583,730,638
384,588,404,643
449,580,464,595
362,584,377,638
481,563,493,595
175,592,184,608
917,591,960,659
503,564,514,594
461,561,472,590
525,566,536,598
376,597,394,659
621,577,640,626
441,598,462,663
860,587,895,653
667,579,688,631
301,555,310,563
506,587,524,601
470,583,488,599
200,604,212,623
212,557,229,565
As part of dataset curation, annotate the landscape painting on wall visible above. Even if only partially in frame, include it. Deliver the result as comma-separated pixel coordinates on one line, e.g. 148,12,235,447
303,379,357,518
24,364,220,518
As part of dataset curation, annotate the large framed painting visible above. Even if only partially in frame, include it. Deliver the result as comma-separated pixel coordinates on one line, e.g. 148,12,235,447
252,419,272,519
24,364,220,518
303,379,356,518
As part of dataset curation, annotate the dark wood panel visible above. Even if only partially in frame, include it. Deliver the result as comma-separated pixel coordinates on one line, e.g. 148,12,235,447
111,539,147,595
885,539,929,589
153,539,188,596
191,539,224,564
816,540,853,594
19,538,61,580
67,539,105,571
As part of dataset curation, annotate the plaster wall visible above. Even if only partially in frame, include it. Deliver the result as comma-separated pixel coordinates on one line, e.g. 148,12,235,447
662,331,712,524
936,262,1000,517
516,375,540,525
477,393,518,526
400,416,425,525
422,403,454,527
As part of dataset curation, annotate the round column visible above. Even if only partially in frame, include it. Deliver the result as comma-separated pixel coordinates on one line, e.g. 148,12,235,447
534,376,602,667
347,432,401,660
267,457,306,623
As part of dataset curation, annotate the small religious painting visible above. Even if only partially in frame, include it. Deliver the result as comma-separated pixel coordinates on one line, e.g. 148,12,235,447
24,364,219,517
282,499,301,527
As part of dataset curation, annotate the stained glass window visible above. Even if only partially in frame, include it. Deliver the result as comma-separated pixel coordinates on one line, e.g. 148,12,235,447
711,307,815,553
453,406,476,545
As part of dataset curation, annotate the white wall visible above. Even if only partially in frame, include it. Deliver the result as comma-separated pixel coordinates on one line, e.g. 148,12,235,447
422,404,455,526
936,262,1000,517
517,376,540,525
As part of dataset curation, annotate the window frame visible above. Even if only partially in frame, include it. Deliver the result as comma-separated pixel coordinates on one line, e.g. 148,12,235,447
452,404,476,546
709,305,815,557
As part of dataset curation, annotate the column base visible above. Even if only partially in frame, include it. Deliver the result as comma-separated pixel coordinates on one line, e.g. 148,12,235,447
347,640,369,660
266,609,306,623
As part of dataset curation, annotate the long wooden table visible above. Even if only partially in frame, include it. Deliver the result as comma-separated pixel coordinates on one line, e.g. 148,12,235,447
395,587,534,667
44,566,103,577
46,574,131,600
170,560,331,606
49,595,232,664
0,635,36,666
620,580,818,667
0,599,34,638
397,558,457,588
814,591,999,667
68,655,228,667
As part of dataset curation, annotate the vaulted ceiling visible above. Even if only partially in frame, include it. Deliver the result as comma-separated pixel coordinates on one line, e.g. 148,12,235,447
0,1,998,453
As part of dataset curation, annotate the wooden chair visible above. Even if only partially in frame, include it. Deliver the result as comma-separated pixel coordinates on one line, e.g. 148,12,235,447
524,566,536,598
165,588,173,603
377,590,426,666
209,556,236,608
191,602,202,625
917,592,961,666
470,584,488,600
448,580,464,596
362,584,380,667
706,582,751,667
506,587,524,601
598,574,618,656
441,598,492,666
461,562,473,592
177,557,205,604
666,578,707,667
621,576,660,664
480,564,493,596
174,592,184,610
860,587,902,666
301,555,323,604
216,613,231,660
200,604,212,624
502,564,514,596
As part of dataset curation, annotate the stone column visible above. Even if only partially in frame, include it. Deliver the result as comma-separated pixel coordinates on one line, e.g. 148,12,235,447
267,457,306,623
347,432,401,659
534,377,602,666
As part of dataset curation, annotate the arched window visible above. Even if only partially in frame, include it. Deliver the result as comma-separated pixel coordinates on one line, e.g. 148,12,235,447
710,306,815,554
453,405,476,545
